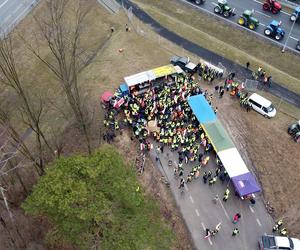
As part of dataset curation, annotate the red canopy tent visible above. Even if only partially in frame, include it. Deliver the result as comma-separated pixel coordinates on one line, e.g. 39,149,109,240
101,91,113,103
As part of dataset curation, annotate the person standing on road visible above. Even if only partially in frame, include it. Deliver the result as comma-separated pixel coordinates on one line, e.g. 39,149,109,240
203,171,208,184
219,88,225,98
179,178,185,189
232,228,239,236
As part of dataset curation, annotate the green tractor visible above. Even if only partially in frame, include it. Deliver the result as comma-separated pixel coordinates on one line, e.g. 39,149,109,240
287,120,300,143
238,10,259,30
214,0,235,18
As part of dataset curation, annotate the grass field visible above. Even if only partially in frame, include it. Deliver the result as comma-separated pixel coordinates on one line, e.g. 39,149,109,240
133,0,300,94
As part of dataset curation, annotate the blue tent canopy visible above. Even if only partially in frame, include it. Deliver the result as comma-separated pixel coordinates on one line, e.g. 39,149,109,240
119,83,129,96
231,172,261,197
188,94,216,124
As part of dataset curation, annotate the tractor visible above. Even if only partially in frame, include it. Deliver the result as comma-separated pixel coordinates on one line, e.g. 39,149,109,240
263,0,282,14
194,0,206,4
287,120,300,143
264,20,285,40
238,10,259,30
290,7,300,22
213,0,235,18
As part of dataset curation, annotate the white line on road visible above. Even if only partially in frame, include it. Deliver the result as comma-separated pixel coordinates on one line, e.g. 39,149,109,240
256,218,262,227
254,10,271,18
189,195,194,203
249,205,255,213
195,209,200,217
253,0,263,5
290,36,298,41
201,222,213,245
260,23,266,27
218,199,230,220
13,4,23,15
211,2,218,6
0,0,9,9
281,10,290,16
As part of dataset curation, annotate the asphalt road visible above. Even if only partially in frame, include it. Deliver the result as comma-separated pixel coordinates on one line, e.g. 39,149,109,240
0,0,39,36
184,0,300,53
150,142,274,250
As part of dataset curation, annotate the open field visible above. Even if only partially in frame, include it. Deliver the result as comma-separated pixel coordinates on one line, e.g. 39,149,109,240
133,0,300,94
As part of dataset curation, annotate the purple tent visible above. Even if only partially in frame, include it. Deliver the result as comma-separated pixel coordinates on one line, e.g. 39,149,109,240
231,172,261,197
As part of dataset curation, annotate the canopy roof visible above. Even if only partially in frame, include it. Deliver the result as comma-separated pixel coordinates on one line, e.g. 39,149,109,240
152,64,177,78
217,147,249,178
124,70,156,87
101,91,113,103
124,64,179,87
231,172,261,197
188,95,216,124
202,120,234,153
119,83,129,94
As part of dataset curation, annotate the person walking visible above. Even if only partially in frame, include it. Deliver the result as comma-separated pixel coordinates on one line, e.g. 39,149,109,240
219,88,225,98
203,171,208,184
280,228,287,236
179,178,185,189
246,62,250,69
232,228,239,236
186,174,192,183
223,188,230,202
232,213,241,224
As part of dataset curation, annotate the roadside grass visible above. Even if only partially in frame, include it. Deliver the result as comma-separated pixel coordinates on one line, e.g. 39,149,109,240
133,0,300,94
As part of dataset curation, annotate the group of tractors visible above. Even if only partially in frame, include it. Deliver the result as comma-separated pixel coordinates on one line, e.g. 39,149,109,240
192,0,300,48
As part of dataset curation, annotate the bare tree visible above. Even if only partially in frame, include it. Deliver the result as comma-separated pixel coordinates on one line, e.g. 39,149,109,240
0,36,54,174
25,0,95,154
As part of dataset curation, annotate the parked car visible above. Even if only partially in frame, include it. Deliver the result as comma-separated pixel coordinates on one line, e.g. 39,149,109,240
247,93,276,118
170,56,198,73
258,235,300,250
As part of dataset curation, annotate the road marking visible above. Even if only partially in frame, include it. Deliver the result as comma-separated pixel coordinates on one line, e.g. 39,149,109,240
13,4,23,15
281,10,290,16
201,222,213,245
211,2,218,6
189,195,194,203
256,218,262,227
254,10,271,18
3,14,12,23
0,0,9,9
253,0,263,5
217,198,230,220
260,23,266,27
249,205,255,213
180,0,300,54
289,36,298,41
195,209,200,217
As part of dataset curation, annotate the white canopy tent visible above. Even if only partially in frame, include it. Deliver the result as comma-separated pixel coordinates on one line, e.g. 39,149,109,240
217,147,249,178
124,70,156,87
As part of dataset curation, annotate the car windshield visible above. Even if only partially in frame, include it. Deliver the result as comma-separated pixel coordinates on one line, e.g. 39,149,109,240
267,104,274,112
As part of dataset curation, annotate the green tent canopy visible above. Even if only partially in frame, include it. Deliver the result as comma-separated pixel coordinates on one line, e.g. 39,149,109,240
202,120,235,153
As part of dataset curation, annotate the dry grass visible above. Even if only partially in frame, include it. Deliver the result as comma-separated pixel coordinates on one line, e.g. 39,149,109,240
133,0,300,94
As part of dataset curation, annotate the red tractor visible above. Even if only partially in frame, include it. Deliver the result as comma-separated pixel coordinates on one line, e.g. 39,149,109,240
262,0,282,14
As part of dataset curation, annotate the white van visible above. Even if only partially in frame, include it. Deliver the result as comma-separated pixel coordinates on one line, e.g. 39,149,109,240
247,93,276,118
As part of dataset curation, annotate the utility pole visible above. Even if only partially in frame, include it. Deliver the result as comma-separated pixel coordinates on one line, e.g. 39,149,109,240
282,12,298,53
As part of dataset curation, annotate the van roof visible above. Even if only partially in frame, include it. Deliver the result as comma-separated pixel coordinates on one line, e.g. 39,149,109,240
249,93,272,107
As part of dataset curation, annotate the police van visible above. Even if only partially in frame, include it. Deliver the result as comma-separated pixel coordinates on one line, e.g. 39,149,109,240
247,93,276,118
